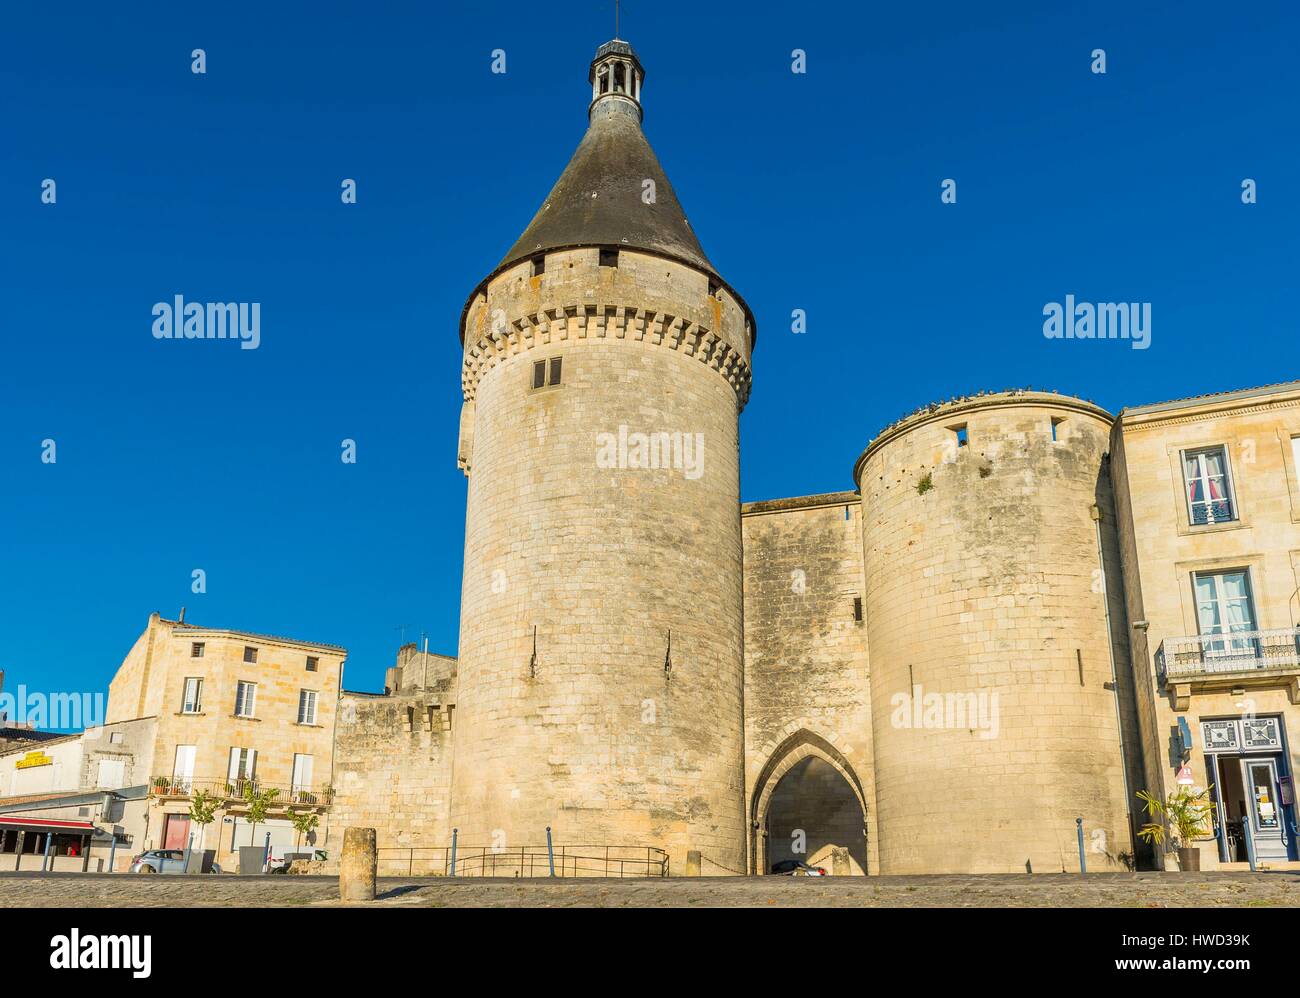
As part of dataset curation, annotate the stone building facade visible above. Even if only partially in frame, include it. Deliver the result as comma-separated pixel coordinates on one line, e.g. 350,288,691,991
99,612,343,867
1111,383,1300,870
320,38,1300,877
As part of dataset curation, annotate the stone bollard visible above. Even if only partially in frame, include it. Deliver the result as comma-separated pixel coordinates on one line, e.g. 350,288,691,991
685,850,701,877
340,827,377,902
831,847,850,877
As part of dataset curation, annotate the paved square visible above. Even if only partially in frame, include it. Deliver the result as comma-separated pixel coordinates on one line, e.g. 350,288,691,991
2,872,1299,908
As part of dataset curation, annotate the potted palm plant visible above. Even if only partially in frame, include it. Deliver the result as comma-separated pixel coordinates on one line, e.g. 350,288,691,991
1136,785,1215,871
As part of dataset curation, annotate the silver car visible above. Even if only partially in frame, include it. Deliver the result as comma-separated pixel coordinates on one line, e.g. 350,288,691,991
129,848,186,873
128,849,222,874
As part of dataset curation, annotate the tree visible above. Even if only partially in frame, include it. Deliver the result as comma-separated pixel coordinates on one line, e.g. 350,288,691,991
242,785,280,847
290,811,319,850
1136,786,1215,849
188,789,220,865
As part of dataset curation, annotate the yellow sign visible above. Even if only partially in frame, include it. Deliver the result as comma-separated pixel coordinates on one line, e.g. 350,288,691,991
15,751,53,770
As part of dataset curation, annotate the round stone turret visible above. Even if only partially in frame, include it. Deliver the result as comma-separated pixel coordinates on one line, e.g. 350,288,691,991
853,390,1137,874
450,39,753,873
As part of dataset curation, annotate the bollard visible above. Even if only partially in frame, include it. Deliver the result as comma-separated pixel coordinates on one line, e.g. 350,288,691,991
263,831,271,873
108,838,117,874
339,827,377,902
449,827,458,877
42,834,53,873
831,847,850,877
1242,817,1257,872
1076,817,1087,875
546,826,556,878
685,850,701,877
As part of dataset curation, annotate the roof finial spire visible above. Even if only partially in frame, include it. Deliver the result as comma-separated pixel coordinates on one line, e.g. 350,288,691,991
614,0,620,39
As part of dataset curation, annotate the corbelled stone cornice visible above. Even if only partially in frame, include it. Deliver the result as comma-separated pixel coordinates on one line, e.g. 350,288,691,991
462,302,753,411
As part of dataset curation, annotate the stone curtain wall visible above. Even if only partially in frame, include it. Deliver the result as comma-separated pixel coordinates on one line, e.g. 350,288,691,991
328,686,455,854
740,493,875,874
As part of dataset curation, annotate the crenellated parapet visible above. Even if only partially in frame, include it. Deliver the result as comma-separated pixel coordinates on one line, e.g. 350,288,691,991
461,302,753,410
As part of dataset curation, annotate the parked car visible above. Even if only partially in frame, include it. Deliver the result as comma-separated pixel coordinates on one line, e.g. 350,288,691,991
129,849,222,874
129,849,185,874
769,859,827,876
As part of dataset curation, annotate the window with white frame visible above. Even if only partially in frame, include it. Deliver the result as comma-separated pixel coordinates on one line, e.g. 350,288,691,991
297,689,318,726
181,677,203,714
234,681,257,718
291,753,314,795
172,744,196,788
1193,569,1258,657
227,746,257,783
1182,446,1236,525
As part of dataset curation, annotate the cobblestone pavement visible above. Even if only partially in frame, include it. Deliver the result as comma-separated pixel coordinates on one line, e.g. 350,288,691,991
2,871,1299,907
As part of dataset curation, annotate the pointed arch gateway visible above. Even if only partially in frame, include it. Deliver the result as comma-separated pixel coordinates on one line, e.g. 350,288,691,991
750,729,869,875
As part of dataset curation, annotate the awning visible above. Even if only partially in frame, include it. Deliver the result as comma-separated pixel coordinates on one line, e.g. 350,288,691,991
0,816,95,832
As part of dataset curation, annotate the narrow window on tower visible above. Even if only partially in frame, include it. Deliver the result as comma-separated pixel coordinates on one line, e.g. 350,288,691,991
530,255,545,277
599,248,619,268
950,424,968,449
1051,417,1066,443
708,279,720,299
853,597,863,623
531,357,562,392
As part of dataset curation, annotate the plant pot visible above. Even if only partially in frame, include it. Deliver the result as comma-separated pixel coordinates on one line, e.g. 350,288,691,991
1177,846,1200,872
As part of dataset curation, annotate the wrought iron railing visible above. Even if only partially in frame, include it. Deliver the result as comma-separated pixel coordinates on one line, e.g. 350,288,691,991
147,777,334,807
1158,628,1300,681
375,844,669,878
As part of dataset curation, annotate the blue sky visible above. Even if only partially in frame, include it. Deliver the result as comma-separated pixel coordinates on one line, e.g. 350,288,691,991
1,1,1295,712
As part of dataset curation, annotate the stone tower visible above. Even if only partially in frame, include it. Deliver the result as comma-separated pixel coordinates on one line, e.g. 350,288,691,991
854,392,1137,874
451,38,755,872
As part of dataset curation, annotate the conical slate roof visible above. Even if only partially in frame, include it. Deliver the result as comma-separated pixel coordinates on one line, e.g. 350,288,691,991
496,98,719,280
461,39,754,344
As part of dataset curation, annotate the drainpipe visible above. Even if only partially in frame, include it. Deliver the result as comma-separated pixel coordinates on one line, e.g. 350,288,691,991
1093,503,1136,847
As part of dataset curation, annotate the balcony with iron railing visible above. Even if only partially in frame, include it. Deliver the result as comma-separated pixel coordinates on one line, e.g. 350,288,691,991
1157,628,1300,707
147,776,334,808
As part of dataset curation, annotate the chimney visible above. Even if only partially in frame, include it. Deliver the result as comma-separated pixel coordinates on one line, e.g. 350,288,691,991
178,606,186,624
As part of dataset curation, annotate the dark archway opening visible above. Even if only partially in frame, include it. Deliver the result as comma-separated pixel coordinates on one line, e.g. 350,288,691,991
764,756,867,874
